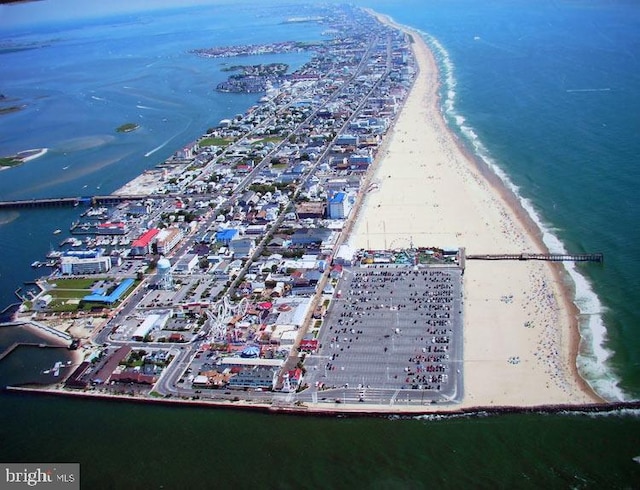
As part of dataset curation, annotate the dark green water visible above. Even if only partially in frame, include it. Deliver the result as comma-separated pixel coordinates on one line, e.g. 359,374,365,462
1,392,639,489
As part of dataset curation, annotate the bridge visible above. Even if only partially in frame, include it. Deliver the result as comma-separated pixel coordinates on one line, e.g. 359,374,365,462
0,195,149,210
466,252,603,263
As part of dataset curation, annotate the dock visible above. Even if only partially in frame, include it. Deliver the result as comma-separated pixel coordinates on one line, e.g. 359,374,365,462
0,342,65,362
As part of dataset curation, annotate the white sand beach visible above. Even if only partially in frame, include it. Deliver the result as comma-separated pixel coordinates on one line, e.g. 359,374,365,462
349,12,602,408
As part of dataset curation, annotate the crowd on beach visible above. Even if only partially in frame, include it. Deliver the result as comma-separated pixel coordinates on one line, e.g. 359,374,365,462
523,267,578,395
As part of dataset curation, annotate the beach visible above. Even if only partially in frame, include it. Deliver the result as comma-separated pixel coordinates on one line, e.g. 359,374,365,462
350,13,602,408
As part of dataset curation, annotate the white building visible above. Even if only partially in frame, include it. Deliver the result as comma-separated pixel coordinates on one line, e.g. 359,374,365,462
174,254,199,273
156,227,183,255
132,311,171,341
34,294,53,311
60,256,111,275
328,191,354,219
230,237,255,259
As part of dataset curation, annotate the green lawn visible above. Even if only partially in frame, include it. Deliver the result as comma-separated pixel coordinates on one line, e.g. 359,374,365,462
51,290,90,299
49,278,99,290
43,277,140,313
200,137,232,147
254,136,283,145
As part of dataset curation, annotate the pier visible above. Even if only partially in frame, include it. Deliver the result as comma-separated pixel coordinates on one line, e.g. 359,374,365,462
0,342,65,362
466,252,603,263
0,197,84,209
0,195,147,210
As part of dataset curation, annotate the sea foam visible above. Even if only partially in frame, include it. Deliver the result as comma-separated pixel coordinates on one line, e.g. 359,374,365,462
420,31,626,402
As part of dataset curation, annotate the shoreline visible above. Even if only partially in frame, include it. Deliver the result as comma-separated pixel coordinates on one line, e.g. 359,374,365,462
5,385,636,417
359,11,603,406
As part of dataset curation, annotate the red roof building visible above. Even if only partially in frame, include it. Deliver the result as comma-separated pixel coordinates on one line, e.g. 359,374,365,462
299,339,319,352
131,228,159,256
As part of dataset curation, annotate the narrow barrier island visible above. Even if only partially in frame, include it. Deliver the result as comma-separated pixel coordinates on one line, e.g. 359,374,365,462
0,5,612,416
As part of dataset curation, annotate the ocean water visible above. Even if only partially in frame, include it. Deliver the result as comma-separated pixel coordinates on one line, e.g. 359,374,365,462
1,1,640,488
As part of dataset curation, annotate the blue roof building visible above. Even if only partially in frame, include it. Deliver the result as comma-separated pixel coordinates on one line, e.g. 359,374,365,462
216,228,238,245
328,192,352,219
83,278,135,304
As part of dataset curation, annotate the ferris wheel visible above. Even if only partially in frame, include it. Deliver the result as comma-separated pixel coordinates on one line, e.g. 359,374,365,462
206,296,249,341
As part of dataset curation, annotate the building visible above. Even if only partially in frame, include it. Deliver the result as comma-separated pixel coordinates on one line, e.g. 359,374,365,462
83,278,135,304
291,227,333,246
130,228,159,256
295,201,326,219
156,227,183,255
132,312,171,341
348,153,373,170
61,256,112,275
335,134,358,146
218,357,284,390
328,191,354,219
174,254,198,273
230,237,255,259
227,366,280,390
90,346,132,384
215,228,238,245
334,244,355,266
34,294,53,311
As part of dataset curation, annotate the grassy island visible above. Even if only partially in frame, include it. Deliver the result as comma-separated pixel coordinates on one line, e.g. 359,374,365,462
0,156,21,168
116,122,140,133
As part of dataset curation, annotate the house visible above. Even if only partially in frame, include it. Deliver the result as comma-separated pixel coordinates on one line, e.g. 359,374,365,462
295,201,326,219
291,227,333,246
215,228,238,245
230,237,255,259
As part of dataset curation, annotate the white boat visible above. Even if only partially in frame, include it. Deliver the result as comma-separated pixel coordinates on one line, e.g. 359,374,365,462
52,361,62,377
53,229,62,235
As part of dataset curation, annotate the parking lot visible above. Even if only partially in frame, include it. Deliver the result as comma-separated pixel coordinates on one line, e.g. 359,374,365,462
302,265,464,406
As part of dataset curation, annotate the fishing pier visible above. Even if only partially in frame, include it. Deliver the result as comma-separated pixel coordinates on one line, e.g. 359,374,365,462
466,252,603,263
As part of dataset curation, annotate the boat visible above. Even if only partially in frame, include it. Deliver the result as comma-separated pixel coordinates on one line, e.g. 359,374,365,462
52,361,62,377
53,229,61,235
